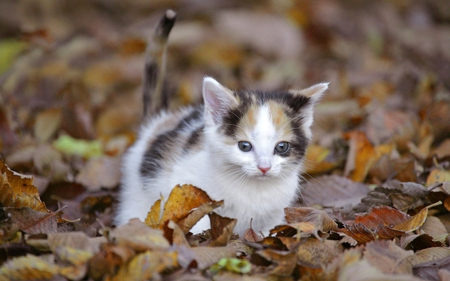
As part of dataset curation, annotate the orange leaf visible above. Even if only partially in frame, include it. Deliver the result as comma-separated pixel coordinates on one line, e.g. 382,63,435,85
344,131,378,182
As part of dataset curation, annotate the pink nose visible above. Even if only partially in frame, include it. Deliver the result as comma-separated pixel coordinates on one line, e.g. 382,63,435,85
258,166,271,174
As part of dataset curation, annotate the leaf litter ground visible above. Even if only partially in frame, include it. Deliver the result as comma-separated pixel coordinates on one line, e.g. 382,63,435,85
1,1,450,280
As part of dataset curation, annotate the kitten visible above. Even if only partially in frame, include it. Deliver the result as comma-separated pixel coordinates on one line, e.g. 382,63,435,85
115,10,328,235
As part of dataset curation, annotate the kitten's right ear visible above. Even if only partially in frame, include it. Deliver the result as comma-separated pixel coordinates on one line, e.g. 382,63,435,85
203,77,238,124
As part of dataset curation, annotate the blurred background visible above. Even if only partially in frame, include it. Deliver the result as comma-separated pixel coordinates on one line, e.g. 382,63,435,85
0,0,449,221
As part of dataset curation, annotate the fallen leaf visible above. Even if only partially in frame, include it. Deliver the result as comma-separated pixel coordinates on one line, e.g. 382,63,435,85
343,131,378,182
256,249,298,277
108,219,170,252
145,184,218,231
0,159,49,213
413,255,450,281
209,212,237,247
426,169,450,187
300,175,370,210
75,156,121,190
178,201,224,234
53,135,103,159
363,240,413,274
34,108,61,143
110,250,178,281
284,207,338,232
209,257,251,275
0,254,58,280
3,207,58,234
396,247,450,274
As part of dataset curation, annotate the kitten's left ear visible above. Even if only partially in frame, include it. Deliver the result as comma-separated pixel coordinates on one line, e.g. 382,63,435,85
290,82,329,139
290,82,329,104
203,77,238,124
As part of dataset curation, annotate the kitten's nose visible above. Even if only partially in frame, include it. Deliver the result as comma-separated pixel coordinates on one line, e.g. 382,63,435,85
258,166,271,174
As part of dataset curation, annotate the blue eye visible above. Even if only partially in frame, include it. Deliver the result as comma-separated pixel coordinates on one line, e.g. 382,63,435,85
238,141,252,152
275,142,290,154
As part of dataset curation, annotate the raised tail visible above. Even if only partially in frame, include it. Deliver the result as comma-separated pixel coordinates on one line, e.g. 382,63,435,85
142,10,177,118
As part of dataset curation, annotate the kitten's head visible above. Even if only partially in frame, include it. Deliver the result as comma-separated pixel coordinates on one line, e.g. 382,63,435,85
202,77,328,179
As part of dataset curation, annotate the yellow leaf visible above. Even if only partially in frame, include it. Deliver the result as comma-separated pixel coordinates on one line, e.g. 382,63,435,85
392,202,441,232
145,184,215,230
0,254,58,281
111,250,178,281
426,169,450,186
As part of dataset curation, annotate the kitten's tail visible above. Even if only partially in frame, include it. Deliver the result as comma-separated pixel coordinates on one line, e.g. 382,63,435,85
142,10,177,118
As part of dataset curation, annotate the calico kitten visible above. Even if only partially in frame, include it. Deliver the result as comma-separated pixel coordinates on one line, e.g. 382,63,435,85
115,10,328,235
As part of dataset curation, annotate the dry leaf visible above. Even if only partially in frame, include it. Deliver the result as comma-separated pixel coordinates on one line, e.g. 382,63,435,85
108,219,170,252
363,240,413,274
396,247,450,274
284,207,338,232
3,207,58,234
0,159,49,213
34,108,61,143
145,184,217,231
110,250,178,281
344,131,378,182
0,254,59,280
178,201,224,234
209,212,237,247
256,249,298,277
75,156,121,191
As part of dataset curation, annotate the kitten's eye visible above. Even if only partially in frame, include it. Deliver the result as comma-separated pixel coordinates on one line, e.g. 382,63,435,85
238,141,252,152
275,142,290,154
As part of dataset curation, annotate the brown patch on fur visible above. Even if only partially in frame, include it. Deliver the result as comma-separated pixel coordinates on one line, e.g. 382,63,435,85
266,102,293,142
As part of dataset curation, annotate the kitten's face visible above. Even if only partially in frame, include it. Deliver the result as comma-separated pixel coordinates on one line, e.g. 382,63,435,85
202,77,328,179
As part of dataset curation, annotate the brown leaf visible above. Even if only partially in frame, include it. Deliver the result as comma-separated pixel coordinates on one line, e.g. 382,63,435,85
286,237,341,266
209,212,237,247
363,240,413,274
339,206,409,244
396,247,450,274
190,246,236,270
420,216,448,244
4,207,58,234
243,228,263,243
75,156,121,191
178,200,224,234
270,222,320,240
400,233,444,251
108,219,170,252
88,244,135,280
300,175,370,210
284,207,338,232
0,159,49,213
413,255,450,281
256,249,298,277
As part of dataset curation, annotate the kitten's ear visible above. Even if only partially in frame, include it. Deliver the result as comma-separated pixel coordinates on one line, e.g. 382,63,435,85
203,77,238,124
290,82,329,104
290,82,329,139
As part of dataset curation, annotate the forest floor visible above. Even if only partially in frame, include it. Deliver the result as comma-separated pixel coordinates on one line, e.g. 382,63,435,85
1,0,450,280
